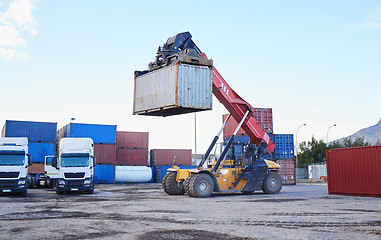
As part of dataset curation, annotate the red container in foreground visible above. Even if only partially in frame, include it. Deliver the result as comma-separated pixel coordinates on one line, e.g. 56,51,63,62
326,146,381,197
116,131,149,149
223,108,273,138
275,159,296,185
94,144,116,165
150,149,192,166
116,148,148,166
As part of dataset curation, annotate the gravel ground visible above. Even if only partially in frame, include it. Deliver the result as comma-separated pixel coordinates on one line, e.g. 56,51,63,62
0,182,380,240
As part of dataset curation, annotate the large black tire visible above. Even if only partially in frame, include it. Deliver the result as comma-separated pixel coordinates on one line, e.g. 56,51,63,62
45,177,52,188
262,171,282,194
165,172,185,195
183,174,196,196
162,172,170,194
189,173,214,198
30,177,36,189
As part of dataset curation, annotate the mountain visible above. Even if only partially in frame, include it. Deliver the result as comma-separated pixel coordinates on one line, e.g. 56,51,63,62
341,118,381,145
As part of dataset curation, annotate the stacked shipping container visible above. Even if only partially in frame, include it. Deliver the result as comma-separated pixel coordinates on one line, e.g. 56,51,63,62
116,131,149,166
2,120,57,174
151,149,192,183
222,108,273,138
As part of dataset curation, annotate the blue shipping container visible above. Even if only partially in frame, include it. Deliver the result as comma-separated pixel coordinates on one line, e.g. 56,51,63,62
62,123,117,144
153,165,197,183
2,120,57,142
94,164,115,184
274,134,294,159
28,142,55,163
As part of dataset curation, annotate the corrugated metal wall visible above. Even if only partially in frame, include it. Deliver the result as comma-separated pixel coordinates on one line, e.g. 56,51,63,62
94,144,116,165
60,123,117,144
134,63,212,116
150,149,192,166
2,120,57,142
94,164,115,184
326,146,381,197
28,142,55,163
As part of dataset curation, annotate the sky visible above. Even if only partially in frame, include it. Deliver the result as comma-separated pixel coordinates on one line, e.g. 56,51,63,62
1,0,380,154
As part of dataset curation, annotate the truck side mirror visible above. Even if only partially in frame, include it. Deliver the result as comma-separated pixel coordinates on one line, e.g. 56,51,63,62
51,157,59,169
27,154,32,166
92,157,96,168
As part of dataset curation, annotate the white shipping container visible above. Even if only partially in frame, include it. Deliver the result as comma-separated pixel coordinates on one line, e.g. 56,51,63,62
308,164,327,179
133,63,213,116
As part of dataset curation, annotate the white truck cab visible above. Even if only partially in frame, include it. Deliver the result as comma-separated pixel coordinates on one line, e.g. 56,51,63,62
0,137,31,195
52,138,96,194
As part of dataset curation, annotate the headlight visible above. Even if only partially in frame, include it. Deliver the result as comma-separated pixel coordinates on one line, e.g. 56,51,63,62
18,180,26,185
84,179,91,184
58,179,66,185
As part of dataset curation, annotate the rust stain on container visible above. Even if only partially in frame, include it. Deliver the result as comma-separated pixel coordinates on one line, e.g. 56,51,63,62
326,146,381,197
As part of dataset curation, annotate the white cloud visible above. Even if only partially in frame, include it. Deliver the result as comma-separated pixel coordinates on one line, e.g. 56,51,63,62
0,25,26,47
0,0,38,61
0,47,29,61
347,7,381,30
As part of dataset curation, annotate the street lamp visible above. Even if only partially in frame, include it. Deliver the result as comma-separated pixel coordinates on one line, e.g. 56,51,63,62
326,124,337,145
295,123,306,167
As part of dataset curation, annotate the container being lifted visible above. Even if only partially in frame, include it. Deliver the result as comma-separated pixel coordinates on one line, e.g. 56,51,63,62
134,43,213,117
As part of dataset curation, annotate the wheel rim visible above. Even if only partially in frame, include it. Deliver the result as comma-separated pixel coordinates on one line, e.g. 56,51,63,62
198,180,209,192
269,177,278,189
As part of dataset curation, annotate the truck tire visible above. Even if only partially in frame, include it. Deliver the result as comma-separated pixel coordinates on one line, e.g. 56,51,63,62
165,172,185,195
31,177,36,189
45,177,51,188
183,174,196,196
189,173,214,198
27,176,32,189
262,171,282,194
162,172,170,194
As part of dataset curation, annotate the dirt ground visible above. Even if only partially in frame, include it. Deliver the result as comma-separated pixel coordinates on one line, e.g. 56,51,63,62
0,182,380,240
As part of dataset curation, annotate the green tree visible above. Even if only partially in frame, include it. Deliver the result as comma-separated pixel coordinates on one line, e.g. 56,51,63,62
375,139,381,146
297,137,327,166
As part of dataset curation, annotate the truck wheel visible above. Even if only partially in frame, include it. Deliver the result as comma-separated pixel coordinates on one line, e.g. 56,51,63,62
165,172,185,195
31,177,36,189
162,172,170,194
189,173,214,198
262,171,282,194
27,176,32,188
45,177,51,188
184,174,196,196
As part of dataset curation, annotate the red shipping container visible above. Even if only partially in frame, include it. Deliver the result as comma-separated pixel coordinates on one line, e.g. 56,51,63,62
116,131,149,149
326,146,381,197
116,148,148,166
275,159,296,185
94,144,116,165
223,108,273,138
28,163,44,174
150,149,192,166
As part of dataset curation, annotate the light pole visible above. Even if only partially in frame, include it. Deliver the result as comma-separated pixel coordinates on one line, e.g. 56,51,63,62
295,123,306,167
326,124,337,146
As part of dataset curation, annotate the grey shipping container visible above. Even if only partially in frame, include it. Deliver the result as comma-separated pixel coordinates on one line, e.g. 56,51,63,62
133,63,213,117
2,120,57,143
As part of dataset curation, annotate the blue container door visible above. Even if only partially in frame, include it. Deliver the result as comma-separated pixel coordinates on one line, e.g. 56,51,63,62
94,165,115,184
274,134,294,159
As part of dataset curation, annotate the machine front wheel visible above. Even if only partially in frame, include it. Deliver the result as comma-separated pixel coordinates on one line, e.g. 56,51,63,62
164,172,185,195
189,173,214,198
183,174,196,196
262,171,282,194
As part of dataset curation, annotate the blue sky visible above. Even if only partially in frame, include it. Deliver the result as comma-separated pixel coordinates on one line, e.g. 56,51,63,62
1,0,380,153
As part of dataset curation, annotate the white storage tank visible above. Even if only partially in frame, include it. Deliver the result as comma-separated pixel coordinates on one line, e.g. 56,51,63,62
114,166,152,183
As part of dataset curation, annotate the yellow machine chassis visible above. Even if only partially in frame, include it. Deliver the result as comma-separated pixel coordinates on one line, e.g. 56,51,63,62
168,159,280,192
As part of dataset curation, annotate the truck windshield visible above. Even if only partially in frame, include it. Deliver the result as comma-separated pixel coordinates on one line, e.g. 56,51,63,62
61,156,89,167
0,154,25,166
